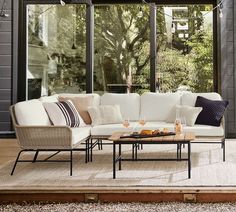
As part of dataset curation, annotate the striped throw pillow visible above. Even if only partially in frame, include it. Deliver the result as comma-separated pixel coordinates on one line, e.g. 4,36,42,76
43,100,86,127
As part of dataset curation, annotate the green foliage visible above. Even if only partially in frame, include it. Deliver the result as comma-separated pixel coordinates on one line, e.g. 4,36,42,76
187,30,213,92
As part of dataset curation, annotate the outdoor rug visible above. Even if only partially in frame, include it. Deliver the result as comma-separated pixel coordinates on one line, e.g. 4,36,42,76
0,140,236,188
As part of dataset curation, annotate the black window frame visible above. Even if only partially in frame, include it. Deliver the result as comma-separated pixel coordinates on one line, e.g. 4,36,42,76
15,0,218,102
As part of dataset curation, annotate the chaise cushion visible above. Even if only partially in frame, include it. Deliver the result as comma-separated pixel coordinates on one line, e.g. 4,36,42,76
101,93,140,121
44,100,86,127
140,92,181,121
14,99,51,126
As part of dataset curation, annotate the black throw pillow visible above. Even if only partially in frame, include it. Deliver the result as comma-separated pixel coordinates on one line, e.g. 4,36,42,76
195,96,228,126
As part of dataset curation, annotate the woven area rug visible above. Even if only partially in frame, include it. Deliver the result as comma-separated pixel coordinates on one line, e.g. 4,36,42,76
1,202,236,212
0,140,236,188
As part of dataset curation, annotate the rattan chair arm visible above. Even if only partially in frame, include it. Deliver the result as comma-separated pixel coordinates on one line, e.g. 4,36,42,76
14,125,73,149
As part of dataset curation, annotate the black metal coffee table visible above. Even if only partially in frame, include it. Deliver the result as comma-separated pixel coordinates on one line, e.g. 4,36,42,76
109,132,195,179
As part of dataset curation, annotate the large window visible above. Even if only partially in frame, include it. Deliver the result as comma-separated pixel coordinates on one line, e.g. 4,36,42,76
94,5,150,94
156,5,213,92
27,4,86,99
22,2,215,100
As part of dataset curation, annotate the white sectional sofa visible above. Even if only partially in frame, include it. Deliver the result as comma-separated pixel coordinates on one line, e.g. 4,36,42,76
10,92,226,175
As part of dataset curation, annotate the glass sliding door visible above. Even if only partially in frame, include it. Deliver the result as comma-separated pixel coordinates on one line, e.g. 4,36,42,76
27,4,86,99
94,5,150,94
156,5,213,93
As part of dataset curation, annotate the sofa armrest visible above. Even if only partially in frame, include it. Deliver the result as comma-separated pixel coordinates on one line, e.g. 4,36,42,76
14,125,73,149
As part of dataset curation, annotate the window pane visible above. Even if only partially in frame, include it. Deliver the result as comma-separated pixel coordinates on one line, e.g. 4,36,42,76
94,5,150,95
27,4,86,99
156,5,213,92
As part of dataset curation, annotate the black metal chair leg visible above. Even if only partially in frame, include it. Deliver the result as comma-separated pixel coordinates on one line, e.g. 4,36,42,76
11,150,24,175
98,139,101,150
100,139,103,150
32,150,39,163
85,139,88,163
222,138,226,162
90,139,93,162
70,150,73,176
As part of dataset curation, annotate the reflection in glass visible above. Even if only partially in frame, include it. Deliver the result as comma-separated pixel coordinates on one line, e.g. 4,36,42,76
156,5,213,93
27,4,86,99
94,5,150,95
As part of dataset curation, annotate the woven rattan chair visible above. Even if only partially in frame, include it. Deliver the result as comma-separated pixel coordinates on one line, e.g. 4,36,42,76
10,105,91,176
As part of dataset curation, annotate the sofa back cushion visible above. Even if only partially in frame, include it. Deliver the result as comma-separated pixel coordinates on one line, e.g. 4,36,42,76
140,92,181,121
14,99,51,126
39,94,59,102
181,92,222,106
59,93,100,107
101,93,140,121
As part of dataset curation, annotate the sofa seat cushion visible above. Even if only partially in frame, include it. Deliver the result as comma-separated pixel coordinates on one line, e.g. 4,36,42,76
184,124,224,137
14,99,51,126
101,93,140,121
91,122,224,137
71,126,91,146
140,92,181,122
91,122,139,136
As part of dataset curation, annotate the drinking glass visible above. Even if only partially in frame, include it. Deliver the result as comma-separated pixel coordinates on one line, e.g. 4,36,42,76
139,116,146,126
123,119,130,128
181,116,186,133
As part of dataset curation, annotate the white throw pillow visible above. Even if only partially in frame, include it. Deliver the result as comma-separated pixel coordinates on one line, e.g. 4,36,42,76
43,100,86,127
88,105,123,126
167,105,202,126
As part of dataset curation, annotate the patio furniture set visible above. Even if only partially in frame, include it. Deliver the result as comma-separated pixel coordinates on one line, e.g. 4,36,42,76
10,92,227,178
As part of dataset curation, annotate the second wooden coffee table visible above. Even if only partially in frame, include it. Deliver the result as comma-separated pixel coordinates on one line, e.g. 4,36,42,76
109,132,195,179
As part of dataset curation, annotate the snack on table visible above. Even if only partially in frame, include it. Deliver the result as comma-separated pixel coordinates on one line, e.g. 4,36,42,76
153,129,160,135
162,128,169,134
140,130,153,135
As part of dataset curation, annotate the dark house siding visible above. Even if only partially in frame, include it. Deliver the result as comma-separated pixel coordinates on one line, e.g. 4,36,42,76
0,1,12,133
0,0,235,137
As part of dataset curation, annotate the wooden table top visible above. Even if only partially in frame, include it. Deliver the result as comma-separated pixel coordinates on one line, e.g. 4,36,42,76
108,132,195,142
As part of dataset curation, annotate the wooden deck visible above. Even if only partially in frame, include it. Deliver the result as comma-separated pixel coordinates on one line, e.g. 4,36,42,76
1,139,236,203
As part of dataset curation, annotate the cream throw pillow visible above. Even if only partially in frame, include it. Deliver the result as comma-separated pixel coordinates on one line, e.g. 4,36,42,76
43,100,86,127
167,105,202,126
88,105,123,126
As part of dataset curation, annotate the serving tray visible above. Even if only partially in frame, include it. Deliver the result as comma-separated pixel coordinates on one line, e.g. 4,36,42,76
120,132,175,139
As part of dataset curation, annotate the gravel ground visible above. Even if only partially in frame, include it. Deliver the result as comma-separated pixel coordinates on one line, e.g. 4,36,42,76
1,202,236,212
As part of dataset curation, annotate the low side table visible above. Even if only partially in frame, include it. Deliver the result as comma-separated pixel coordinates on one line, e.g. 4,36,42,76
109,132,195,179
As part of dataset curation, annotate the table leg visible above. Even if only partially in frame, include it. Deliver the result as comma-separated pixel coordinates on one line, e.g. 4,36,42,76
135,143,138,161
177,144,179,161
119,143,121,170
180,143,182,160
90,138,93,162
188,142,191,179
113,143,116,179
132,144,134,160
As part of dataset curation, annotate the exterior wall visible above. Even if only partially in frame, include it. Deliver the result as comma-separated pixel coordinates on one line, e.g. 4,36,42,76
220,0,235,137
0,0,12,133
0,0,235,136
